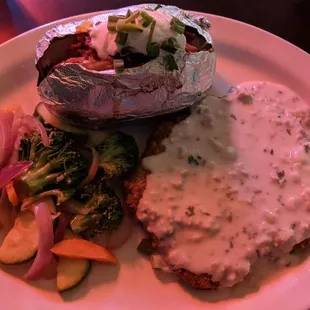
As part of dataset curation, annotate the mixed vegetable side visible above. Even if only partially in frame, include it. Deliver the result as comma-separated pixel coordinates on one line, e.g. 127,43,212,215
0,103,139,292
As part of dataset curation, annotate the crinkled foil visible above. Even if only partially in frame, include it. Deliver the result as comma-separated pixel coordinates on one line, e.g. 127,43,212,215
36,3,216,128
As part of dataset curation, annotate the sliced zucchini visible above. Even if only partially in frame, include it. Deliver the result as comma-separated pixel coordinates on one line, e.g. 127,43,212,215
57,257,90,292
56,230,90,292
34,103,87,135
0,211,38,264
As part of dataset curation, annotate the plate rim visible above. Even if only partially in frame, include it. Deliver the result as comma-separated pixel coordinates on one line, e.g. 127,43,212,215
0,8,310,310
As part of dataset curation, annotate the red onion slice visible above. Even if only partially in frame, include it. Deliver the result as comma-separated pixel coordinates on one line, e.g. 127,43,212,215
9,136,23,164
81,147,99,186
0,161,32,189
11,108,24,143
2,111,14,125
22,115,49,147
18,125,33,136
23,199,55,280
54,213,70,244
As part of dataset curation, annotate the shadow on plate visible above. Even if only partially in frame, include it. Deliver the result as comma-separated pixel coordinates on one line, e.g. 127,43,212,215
0,258,121,300
0,260,57,293
61,263,120,302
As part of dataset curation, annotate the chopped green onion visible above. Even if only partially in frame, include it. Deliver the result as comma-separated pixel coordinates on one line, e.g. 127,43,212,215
147,42,160,57
148,20,156,42
165,54,179,71
113,59,124,72
125,9,132,18
108,15,124,22
116,19,143,32
115,31,128,45
141,11,154,28
160,37,180,54
170,17,185,34
107,21,117,32
124,10,140,23
154,4,162,10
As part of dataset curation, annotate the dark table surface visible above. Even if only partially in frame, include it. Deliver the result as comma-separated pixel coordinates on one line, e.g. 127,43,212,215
0,0,310,53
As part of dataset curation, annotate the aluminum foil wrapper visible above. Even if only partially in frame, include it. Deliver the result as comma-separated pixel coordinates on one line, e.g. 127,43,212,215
36,3,216,128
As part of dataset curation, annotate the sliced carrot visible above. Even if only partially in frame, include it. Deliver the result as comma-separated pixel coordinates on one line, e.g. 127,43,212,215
51,239,118,264
5,182,20,207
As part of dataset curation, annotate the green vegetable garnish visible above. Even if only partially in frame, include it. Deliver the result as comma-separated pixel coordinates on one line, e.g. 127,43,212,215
160,37,180,54
154,4,162,10
165,54,179,71
116,19,143,32
113,59,124,73
148,20,156,42
185,206,195,217
107,21,117,32
124,10,140,23
147,42,160,57
115,31,128,45
113,59,124,68
170,17,185,34
125,9,132,18
188,155,198,165
187,155,206,166
141,11,154,28
108,15,124,22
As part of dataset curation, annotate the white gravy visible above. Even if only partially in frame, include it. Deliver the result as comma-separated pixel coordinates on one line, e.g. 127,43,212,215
137,81,310,287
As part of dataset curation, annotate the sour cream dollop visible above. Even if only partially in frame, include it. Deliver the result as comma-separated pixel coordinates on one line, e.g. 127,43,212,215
89,9,186,59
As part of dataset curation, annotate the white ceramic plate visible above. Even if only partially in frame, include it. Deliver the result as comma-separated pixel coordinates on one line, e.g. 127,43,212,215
0,10,310,310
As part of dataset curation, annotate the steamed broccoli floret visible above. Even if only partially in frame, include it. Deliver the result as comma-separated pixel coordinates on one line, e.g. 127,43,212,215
19,127,88,195
97,131,139,179
70,182,123,235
